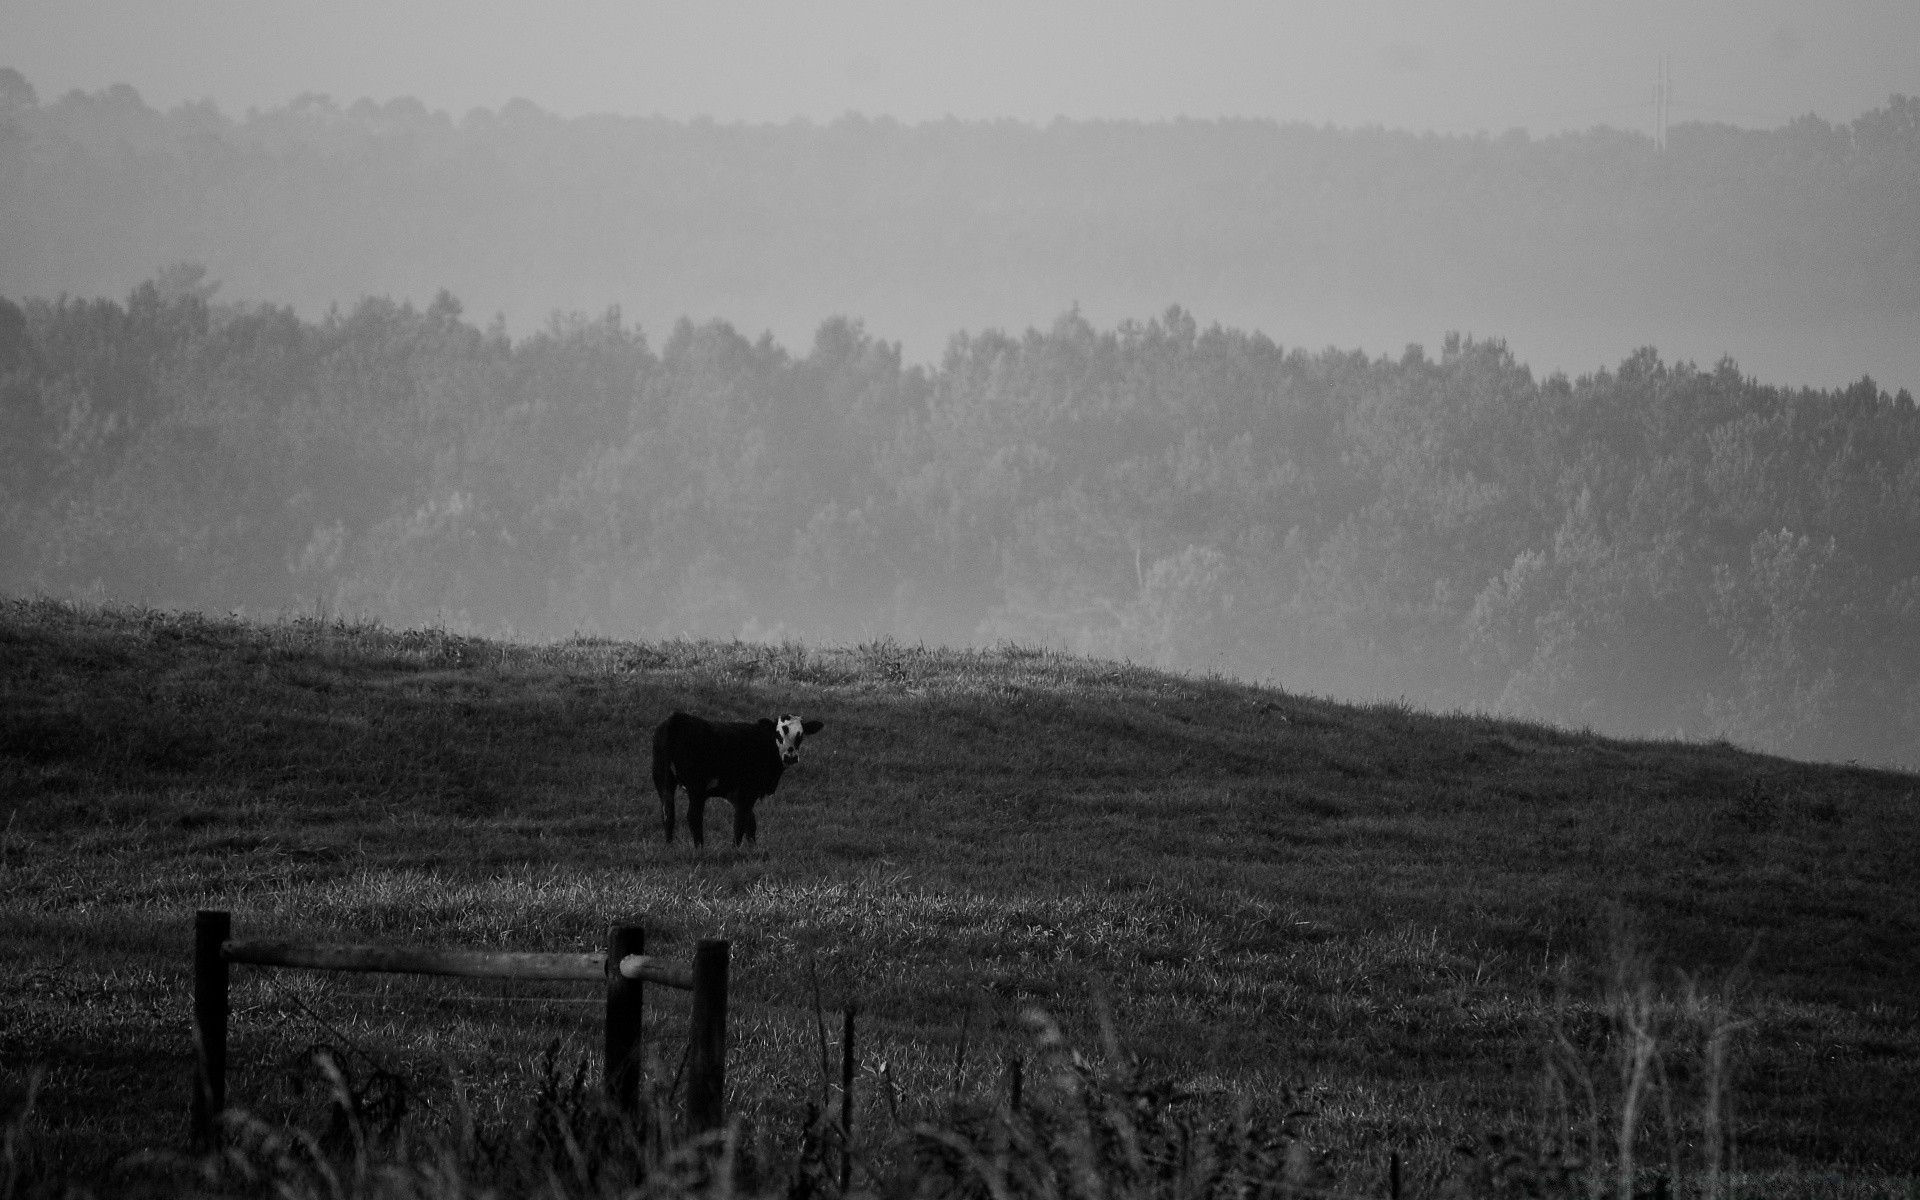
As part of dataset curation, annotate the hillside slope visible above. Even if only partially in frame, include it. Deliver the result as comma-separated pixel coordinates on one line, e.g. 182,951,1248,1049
2,599,1916,1188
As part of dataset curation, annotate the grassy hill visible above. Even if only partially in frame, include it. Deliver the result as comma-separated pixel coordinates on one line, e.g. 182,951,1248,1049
2,598,1916,1195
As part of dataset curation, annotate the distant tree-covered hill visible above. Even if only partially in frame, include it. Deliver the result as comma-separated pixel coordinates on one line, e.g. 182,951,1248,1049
3,273,1916,768
0,68,1915,390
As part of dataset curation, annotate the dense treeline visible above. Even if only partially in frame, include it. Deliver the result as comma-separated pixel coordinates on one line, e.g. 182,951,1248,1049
4,272,1918,767
1,67,1916,388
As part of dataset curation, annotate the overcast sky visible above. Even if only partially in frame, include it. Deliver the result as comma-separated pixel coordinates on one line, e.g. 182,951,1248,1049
5,0,1916,133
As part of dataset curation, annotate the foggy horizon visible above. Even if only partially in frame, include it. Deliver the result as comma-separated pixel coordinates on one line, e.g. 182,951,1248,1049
7,1,1918,135
4,64,1915,395
4,3,1919,769
6,0,1918,386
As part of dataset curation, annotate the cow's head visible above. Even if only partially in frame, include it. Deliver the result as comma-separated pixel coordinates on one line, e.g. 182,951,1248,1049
773,714,825,765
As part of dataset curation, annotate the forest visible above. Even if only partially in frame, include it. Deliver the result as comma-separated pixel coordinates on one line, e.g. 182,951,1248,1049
1,68,1916,390
3,271,1917,769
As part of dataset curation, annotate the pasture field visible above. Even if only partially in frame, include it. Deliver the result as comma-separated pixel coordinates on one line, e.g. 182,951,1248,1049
2,597,1917,1196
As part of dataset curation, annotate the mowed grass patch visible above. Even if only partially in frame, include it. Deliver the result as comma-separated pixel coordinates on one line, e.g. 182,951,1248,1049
2,597,1917,1192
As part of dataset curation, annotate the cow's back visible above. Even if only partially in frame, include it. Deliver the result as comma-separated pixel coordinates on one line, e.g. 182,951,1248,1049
656,711,783,799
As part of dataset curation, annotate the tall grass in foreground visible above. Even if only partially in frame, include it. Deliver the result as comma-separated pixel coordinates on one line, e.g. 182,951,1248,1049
7,958,1895,1200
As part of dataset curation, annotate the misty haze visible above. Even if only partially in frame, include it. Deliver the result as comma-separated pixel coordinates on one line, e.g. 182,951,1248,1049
4,68,1918,767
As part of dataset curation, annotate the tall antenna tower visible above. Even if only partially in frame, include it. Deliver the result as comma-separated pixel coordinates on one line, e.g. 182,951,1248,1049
1654,54,1672,151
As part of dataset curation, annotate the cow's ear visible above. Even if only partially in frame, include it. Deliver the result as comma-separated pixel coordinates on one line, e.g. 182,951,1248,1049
802,719,824,735
757,718,776,731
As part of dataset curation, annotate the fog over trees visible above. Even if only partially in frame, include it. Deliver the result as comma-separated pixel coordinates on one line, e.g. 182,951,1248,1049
3,70,1919,767
4,270,1918,768
1,70,1915,389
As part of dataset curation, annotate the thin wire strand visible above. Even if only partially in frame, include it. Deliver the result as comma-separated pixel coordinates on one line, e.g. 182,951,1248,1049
254,969,456,1128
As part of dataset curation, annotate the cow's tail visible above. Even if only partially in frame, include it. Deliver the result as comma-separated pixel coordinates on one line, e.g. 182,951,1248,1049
651,717,679,842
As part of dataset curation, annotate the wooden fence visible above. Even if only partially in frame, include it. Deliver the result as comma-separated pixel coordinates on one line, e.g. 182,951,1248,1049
191,909,728,1144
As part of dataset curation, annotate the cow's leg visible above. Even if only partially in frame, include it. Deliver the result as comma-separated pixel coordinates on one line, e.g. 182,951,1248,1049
652,752,678,843
686,793,708,849
735,801,757,847
656,778,678,843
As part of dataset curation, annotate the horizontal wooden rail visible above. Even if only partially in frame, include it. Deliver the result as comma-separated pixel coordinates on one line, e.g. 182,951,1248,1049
224,940,603,980
193,913,726,1146
221,942,695,989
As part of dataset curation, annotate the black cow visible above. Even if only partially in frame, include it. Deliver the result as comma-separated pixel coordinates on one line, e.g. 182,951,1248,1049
650,711,824,847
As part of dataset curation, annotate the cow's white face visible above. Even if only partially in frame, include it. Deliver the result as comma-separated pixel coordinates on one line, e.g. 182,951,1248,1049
773,714,823,766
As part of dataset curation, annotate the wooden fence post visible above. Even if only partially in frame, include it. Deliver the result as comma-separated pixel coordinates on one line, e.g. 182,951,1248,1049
687,938,730,1133
191,909,230,1145
605,924,646,1111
